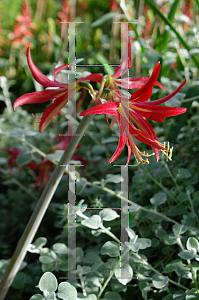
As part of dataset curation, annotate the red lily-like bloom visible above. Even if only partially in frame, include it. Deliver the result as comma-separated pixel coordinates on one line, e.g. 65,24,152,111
53,135,81,151
0,148,22,168
53,133,89,169
52,125,81,151
13,48,80,133
28,152,89,190
80,62,187,165
28,159,54,190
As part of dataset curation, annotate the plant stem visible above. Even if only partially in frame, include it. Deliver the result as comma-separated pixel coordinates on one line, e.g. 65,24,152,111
0,113,94,300
181,95,199,103
86,182,180,225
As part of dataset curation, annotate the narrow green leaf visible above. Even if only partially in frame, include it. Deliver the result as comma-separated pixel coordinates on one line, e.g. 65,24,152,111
144,0,199,68
162,0,181,50
92,12,120,27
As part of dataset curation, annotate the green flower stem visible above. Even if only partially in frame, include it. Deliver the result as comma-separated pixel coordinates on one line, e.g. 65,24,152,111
86,182,180,225
144,0,199,68
100,224,121,244
0,113,94,300
97,76,108,98
79,82,96,99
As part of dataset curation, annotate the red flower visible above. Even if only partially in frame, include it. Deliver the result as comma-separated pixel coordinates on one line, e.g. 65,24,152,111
53,135,81,151
14,48,80,133
80,62,187,165
28,159,54,190
8,0,35,48
52,132,89,169
0,148,22,168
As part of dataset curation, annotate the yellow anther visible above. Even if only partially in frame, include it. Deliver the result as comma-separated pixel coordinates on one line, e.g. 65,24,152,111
118,103,122,114
161,142,173,161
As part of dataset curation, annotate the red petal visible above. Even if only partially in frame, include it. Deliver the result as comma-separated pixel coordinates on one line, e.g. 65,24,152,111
147,79,186,106
27,48,67,88
115,77,165,90
80,102,118,117
126,138,132,165
129,123,164,150
33,169,43,190
133,104,187,121
13,88,68,110
28,162,40,170
39,93,69,132
112,39,131,79
109,135,127,163
77,73,103,83
53,64,73,80
130,112,157,141
130,62,161,102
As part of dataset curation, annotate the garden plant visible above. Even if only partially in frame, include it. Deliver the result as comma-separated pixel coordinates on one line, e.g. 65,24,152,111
0,0,199,300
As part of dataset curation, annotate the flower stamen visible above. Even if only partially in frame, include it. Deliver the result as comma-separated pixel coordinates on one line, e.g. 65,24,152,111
161,142,173,161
